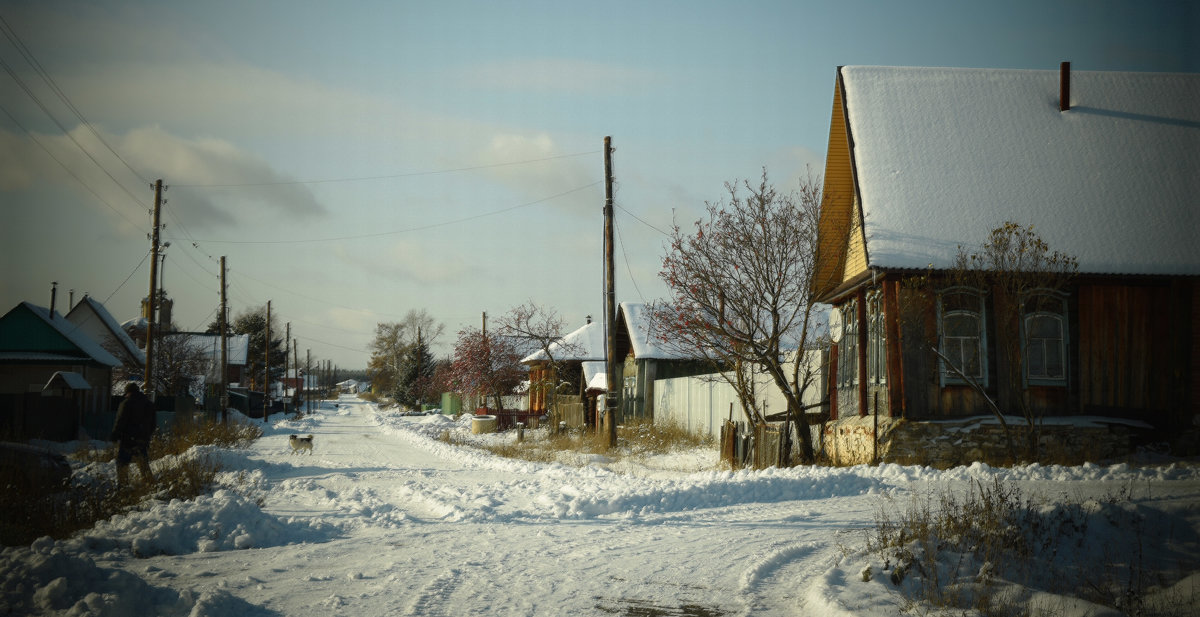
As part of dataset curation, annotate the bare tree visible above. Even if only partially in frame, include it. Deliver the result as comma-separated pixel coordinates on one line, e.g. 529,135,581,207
652,169,825,463
151,333,209,401
368,309,444,404
949,221,1078,461
495,302,583,431
446,326,525,413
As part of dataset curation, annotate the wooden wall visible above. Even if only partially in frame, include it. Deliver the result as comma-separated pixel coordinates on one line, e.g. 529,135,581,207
892,276,1195,430
1076,280,1193,428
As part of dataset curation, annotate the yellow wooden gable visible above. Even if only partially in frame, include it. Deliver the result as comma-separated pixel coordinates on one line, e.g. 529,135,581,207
813,68,869,303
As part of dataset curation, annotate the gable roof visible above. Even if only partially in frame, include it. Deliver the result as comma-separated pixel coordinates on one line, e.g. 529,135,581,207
617,302,702,361
163,333,251,366
520,320,607,364
65,295,145,366
816,66,1199,298
0,302,121,367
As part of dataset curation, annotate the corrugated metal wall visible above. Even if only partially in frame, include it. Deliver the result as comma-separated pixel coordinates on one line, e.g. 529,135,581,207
654,352,824,438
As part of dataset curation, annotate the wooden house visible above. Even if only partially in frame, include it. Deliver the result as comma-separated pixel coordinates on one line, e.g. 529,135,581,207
520,318,606,429
0,302,121,440
814,65,1199,463
612,302,713,424
65,295,145,376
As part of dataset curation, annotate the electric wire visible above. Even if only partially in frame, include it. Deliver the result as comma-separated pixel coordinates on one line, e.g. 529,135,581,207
617,203,670,236
189,180,603,245
170,151,601,188
0,15,149,185
615,218,647,303
0,54,148,211
0,102,146,230
102,249,152,304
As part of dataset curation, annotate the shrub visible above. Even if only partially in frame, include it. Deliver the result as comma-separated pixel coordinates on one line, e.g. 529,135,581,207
0,417,261,547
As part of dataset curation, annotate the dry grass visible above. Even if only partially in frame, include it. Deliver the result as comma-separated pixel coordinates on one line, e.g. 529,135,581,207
865,478,1196,617
0,417,262,547
439,418,714,466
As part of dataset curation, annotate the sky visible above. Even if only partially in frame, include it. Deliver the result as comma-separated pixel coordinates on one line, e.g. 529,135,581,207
1,0,1196,369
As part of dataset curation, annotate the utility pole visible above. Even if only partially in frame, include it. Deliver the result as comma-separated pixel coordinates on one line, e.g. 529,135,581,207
219,256,228,422
144,179,164,397
264,300,271,422
284,322,290,415
603,136,618,449
306,349,312,415
293,339,300,414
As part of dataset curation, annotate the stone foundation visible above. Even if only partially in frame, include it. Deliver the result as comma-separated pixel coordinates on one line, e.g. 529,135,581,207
822,414,1151,468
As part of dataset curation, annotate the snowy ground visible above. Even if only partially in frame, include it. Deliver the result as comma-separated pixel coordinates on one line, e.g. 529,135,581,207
4,395,1200,616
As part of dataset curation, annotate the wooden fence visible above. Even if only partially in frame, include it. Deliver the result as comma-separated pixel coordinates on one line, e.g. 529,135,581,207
720,420,795,469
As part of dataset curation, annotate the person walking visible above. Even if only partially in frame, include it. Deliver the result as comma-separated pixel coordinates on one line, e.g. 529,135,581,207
112,382,155,486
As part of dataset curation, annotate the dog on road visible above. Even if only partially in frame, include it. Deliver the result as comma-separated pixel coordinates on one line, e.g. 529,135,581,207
289,434,314,455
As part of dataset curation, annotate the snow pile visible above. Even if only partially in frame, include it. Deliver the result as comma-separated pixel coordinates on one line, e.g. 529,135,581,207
67,490,334,557
0,536,221,617
810,478,1200,617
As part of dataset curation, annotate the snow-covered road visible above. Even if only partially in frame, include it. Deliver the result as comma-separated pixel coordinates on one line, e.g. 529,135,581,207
7,395,1200,616
212,397,878,616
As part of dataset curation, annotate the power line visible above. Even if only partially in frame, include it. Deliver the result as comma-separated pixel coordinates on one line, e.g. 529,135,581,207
0,15,148,185
0,54,148,212
615,218,646,303
102,249,152,304
188,180,602,245
294,334,368,355
0,102,146,230
617,202,670,236
170,150,601,188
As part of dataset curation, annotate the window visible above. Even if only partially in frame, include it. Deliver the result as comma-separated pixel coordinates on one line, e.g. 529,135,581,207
1022,291,1068,386
867,290,886,385
838,299,858,388
938,287,987,386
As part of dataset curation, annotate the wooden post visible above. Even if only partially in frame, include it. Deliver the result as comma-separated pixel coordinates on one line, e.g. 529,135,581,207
603,136,618,449
219,256,228,422
264,300,271,422
144,179,163,396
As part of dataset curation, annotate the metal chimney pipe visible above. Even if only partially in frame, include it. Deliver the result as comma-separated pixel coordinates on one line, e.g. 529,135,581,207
50,281,57,315
1060,61,1071,111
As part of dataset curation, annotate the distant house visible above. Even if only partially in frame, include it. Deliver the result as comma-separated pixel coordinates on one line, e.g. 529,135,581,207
612,302,712,424
156,332,251,411
163,332,251,388
813,65,1199,464
0,302,121,440
65,295,145,375
520,318,606,429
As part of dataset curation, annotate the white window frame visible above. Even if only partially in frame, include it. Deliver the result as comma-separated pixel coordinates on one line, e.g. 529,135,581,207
867,290,887,386
937,287,988,387
838,299,858,389
1021,290,1069,387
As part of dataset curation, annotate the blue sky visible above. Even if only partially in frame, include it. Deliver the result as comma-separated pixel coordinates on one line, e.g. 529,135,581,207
1,0,1195,368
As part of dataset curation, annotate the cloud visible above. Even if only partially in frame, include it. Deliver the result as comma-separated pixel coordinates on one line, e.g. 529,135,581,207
461,58,659,95
0,124,326,232
333,242,470,286
469,132,600,216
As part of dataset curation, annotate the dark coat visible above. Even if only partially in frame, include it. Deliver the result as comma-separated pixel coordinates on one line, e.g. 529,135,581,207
112,389,155,446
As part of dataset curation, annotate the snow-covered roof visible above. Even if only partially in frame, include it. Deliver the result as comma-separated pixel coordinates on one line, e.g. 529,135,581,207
583,361,607,391
163,333,251,365
618,302,698,361
4,302,121,367
840,66,1200,275
66,296,145,365
44,371,91,391
520,320,607,364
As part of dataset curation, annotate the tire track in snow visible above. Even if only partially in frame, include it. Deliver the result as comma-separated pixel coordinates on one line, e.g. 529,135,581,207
405,568,462,617
736,541,823,617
